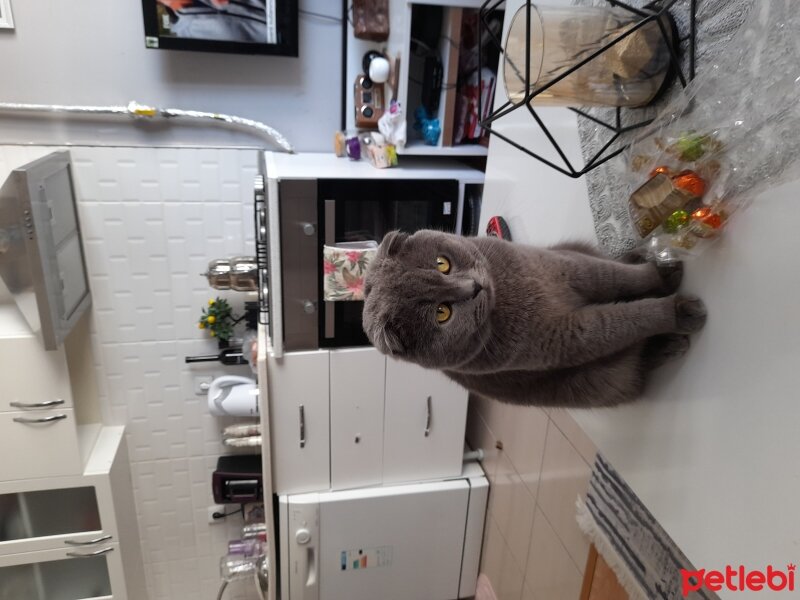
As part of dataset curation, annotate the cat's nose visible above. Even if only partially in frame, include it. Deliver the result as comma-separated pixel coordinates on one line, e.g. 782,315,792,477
472,281,483,298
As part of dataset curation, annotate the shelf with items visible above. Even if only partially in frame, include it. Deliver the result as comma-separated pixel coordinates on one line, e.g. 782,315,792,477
400,2,503,156
344,0,503,159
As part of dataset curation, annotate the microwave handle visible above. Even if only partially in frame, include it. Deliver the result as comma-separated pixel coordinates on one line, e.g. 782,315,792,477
324,199,336,339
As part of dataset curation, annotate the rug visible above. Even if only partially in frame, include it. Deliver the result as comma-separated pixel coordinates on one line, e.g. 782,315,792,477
574,0,754,257
576,454,720,600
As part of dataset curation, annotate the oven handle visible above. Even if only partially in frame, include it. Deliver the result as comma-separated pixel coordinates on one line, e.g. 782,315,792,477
324,199,336,339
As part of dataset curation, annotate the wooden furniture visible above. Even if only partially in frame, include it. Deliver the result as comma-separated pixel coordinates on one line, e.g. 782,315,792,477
580,545,629,600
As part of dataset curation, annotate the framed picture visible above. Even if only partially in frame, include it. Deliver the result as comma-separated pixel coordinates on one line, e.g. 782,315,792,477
0,0,14,29
141,0,298,57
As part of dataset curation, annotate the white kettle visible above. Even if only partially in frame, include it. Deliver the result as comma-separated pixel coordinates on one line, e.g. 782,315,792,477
208,375,259,417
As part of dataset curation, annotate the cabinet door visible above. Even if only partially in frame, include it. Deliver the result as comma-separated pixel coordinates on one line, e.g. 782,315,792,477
0,408,81,480
0,335,73,413
0,543,123,600
268,350,330,494
383,360,468,485
330,348,385,490
0,475,116,557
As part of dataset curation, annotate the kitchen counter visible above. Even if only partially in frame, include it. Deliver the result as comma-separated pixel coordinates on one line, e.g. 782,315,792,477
480,0,800,593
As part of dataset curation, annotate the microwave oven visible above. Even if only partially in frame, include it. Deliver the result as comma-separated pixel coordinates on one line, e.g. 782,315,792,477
256,153,484,357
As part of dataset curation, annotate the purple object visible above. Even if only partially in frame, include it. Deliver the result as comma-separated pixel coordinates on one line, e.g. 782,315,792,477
228,538,261,556
346,137,361,160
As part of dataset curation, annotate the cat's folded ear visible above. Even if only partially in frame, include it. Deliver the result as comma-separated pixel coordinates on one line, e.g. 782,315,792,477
371,323,405,356
380,230,409,257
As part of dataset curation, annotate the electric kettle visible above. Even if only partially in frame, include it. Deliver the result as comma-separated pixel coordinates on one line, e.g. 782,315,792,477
208,375,259,417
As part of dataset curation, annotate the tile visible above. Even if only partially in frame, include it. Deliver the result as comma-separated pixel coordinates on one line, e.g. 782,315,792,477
481,517,525,600
489,452,536,570
549,409,598,466
499,404,549,499
536,421,592,572
525,508,584,600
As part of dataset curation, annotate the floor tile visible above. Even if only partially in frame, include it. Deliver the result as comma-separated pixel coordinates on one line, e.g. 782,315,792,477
481,517,525,600
489,452,536,570
525,508,584,600
499,404,549,498
466,399,503,484
549,409,598,466
536,421,592,572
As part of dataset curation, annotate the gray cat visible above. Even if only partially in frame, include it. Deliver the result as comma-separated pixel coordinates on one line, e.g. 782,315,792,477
362,230,707,408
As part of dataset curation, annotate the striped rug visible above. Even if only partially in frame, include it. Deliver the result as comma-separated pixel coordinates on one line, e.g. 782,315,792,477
576,454,719,600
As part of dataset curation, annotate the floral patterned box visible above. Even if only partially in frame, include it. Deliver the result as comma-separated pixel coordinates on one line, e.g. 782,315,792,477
323,241,379,301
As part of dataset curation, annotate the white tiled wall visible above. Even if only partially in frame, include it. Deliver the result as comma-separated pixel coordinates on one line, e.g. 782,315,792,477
0,146,266,600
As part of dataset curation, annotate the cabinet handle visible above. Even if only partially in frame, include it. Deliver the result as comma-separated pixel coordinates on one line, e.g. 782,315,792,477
13,414,67,424
67,546,114,558
425,396,432,437
299,405,306,448
10,399,65,409
65,535,113,546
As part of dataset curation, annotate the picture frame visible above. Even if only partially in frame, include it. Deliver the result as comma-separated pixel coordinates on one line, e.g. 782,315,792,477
0,0,14,30
141,0,298,57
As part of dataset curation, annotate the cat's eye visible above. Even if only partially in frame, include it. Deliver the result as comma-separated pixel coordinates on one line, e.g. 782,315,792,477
435,303,452,324
436,256,451,274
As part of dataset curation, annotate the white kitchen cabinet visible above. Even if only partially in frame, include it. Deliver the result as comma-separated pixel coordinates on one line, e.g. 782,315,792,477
266,344,469,494
0,320,73,413
329,348,386,491
268,350,331,495
383,359,469,485
0,544,125,600
0,427,146,600
0,409,83,481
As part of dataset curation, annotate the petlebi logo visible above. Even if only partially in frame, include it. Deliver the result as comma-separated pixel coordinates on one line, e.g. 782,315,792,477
681,564,796,596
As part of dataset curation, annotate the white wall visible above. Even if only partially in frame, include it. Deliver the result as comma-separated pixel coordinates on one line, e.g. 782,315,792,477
0,1,342,151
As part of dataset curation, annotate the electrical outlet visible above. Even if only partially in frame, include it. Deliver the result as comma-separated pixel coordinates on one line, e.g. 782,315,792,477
208,504,227,524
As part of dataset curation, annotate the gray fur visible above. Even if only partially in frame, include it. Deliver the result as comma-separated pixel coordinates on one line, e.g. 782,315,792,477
362,230,707,408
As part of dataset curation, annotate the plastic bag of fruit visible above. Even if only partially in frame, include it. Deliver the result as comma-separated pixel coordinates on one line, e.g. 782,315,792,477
624,0,800,263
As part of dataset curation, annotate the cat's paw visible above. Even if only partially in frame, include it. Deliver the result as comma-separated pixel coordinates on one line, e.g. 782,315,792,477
643,334,690,370
657,262,683,294
675,295,707,333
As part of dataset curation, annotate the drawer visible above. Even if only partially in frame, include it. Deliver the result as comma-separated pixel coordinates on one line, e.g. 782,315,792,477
383,360,468,485
268,350,330,494
0,542,123,600
0,336,72,413
330,348,385,490
0,475,118,557
0,408,81,480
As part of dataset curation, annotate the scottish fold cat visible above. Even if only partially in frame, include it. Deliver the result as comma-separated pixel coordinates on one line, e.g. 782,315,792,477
362,230,707,408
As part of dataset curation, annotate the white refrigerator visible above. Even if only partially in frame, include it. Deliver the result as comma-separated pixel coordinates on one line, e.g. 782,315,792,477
278,463,488,600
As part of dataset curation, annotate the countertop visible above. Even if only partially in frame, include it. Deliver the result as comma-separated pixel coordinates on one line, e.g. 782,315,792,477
480,0,800,594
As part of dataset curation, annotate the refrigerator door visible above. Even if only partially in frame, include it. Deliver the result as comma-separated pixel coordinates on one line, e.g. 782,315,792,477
316,479,470,600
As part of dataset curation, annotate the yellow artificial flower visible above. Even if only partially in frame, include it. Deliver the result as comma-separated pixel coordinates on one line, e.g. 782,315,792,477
198,322,206,329
208,299,216,306
206,315,216,324
210,330,216,337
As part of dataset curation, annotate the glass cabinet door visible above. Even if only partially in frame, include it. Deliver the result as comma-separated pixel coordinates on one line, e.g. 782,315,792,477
0,486,105,555
0,550,113,600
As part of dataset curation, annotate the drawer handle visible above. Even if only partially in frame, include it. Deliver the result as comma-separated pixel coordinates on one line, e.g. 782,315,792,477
425,396,432,437
65,535,113,546
13,414,67,424
299,405,306,448
67,546,114,558
10,399,65,409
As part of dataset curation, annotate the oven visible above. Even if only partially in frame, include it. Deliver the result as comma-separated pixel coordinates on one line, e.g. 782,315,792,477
255,153,483,357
